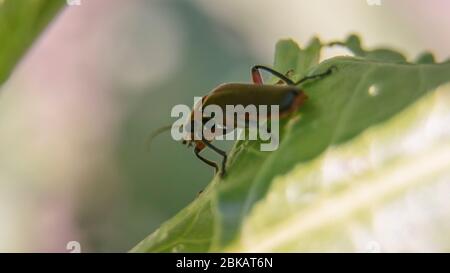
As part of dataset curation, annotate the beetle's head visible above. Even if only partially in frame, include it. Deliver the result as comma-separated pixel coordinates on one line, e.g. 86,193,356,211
181,139,194,147
181,119,202,148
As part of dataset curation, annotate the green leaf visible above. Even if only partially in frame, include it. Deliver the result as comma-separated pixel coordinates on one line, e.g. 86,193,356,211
132,36,450,252
227,83,450,252
273,37,322,80
0,0,65,85
329,34,407,63
415,51,436,64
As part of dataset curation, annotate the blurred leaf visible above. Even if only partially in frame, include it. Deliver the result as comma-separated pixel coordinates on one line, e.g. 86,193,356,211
415,51,436,64
0,0,64,85
273,37,322,80
132,36,450,252
329,34,407,63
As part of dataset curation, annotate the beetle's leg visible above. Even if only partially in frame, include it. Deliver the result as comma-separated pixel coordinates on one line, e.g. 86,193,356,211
274,69,295,84
201,138,228,177
294,66,337,85
194,146,219,174
285,69,295,78
251,65,295,85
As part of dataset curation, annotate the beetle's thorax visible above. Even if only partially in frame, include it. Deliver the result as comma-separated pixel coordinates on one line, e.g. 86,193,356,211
181,95,216,145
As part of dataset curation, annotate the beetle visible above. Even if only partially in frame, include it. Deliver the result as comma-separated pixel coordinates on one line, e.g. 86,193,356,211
150,65,335,177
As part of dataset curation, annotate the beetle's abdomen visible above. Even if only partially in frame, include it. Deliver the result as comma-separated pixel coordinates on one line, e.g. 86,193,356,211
203,83,303,113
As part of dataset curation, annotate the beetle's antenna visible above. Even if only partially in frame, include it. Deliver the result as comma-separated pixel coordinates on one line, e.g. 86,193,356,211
294,66,337,85
146,124,175,152
251,65,295,85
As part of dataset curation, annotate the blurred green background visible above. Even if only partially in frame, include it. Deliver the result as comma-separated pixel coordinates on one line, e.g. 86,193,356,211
0,0,449,252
